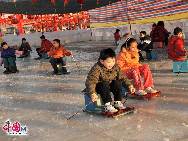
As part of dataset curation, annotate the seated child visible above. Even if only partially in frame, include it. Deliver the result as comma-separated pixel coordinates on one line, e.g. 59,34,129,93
18,38,32,58
48,39,72,75
168,27,187,61
36,35,53,60
85,48,135,113
117,38,158,96
137,31,153,61
1,42,18,74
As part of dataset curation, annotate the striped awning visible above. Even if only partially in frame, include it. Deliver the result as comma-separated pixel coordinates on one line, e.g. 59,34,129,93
89,0,188,23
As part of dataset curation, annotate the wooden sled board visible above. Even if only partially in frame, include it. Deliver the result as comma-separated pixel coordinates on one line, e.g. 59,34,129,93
84,107,136,119
127,91,161,100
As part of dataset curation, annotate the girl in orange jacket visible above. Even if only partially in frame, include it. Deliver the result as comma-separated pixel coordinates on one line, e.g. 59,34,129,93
117,38,158,95
48,39,72,75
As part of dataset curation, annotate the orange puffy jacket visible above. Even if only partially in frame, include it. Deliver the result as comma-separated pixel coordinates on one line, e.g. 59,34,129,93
167,35,187,61
48,45,72,59
116,48,141,73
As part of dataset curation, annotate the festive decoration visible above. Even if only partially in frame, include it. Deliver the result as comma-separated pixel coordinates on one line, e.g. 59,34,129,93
77,0,84,4
97,0,99,5
0,12,90,33
77,0,84,8
32,0,38,3
50,0,56,5
64,0,70,6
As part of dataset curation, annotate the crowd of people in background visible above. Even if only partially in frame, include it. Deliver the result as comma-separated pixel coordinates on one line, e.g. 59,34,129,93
114,20,187,62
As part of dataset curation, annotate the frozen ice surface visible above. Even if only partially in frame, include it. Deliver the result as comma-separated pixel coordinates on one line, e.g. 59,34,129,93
0,41,188,141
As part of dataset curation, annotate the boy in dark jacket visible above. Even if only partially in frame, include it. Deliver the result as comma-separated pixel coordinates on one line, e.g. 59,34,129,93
85,48,135,113
138,31,153,61
18,38,32,58
1,42,18,74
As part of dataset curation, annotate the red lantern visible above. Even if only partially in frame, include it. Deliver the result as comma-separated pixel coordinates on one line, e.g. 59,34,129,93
8,16,14,19
16,14,23,21
50,0,56,5
11,18,19,24
77,0,84,9
27,15,34,20
77,0,84,4
32,0,38,3
64,0,70,6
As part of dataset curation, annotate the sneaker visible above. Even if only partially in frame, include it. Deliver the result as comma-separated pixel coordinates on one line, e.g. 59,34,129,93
62,67,70,75
52,71,62,75
34,57,42,60
3,70,11,74
104,102,118,113
135,90,147,96
145,87,158,94
11,69,19,73
114,101,126,110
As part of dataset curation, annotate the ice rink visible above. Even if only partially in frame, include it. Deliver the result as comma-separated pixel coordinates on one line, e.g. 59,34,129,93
0,41,188,141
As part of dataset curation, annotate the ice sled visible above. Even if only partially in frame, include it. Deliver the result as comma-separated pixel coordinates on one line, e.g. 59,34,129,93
84,92,103,113
41,53,49,59
83,88,135,118
83,92,135,118
127,91,161,100
150,51,157,60
173,60,188,73
15,50,23,57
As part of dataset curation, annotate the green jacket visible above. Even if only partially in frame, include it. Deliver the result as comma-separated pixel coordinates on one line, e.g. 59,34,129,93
85,62,132,96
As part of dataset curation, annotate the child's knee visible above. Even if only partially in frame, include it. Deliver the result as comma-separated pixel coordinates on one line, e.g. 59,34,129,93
142,64,150,70
96,81,111,90
111,80,122,87
49,58,56,64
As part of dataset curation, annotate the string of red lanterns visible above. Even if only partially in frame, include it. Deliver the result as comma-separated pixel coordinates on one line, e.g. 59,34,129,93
0,12,90,34
31,0,85,6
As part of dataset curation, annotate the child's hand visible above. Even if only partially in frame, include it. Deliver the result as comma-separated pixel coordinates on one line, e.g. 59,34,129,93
129,85,136,94
91,93,98,102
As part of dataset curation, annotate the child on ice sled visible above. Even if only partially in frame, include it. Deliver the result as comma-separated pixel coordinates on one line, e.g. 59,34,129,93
48,39,72,75
117,38,158,96
1,42,18,74
85,48,135,113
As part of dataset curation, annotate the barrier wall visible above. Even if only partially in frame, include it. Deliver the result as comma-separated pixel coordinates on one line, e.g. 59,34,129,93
3,19,188,47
